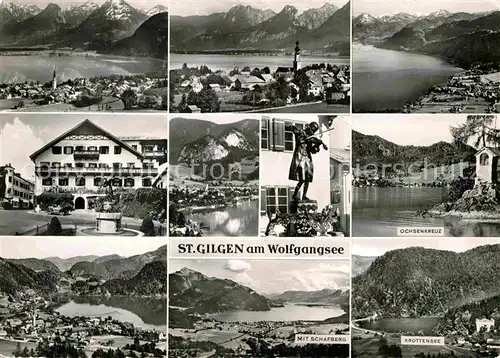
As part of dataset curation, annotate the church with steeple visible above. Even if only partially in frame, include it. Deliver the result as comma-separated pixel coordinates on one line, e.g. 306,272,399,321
293,40,301,72
275,40,302,78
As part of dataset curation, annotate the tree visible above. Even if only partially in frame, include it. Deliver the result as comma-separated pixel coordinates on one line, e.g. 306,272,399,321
293,69,311,100
262,66,271,74
451,115,500,149
47,217,63,235
186,88,220,113
121,89,137,109
140,214,156,236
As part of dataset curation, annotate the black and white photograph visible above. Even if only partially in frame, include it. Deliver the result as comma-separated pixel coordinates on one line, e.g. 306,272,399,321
169,259,350,357
169,0,350,114
352,238,500,358
0,113,168,236
352,0,500,113
352,114,500,237
260,115,351,237
0,0,168,112
168,115,259,237
0,237,167,357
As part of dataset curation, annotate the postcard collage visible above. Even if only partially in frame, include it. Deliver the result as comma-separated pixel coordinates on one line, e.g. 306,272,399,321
0,0,500,357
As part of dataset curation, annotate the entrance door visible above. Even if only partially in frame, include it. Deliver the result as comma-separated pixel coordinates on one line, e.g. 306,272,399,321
75,197,85,210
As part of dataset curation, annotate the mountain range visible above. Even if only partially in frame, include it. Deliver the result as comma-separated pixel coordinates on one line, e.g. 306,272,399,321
269,288,349,306
352,130,477,170
354,9,500,67
169,118,259,165
0,245,168,297
171,2,350,54
353,245,500,319
0,0,168,58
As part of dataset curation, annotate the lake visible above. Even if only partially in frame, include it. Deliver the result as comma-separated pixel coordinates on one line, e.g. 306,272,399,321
353,44,462,112
358,317,440,335
0,54,165,84
353,187,500,237
171,53,349,72
210,304,344,323
55,296,166,332
188,199,259,237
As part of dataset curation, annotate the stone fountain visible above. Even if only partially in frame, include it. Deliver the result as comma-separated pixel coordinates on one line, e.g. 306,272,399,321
95,179,123,234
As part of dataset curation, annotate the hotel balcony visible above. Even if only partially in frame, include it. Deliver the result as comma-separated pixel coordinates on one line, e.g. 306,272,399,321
35,166,159,176
74,149,100,160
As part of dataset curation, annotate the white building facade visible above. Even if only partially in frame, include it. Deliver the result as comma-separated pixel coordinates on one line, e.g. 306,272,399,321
30,119,167,210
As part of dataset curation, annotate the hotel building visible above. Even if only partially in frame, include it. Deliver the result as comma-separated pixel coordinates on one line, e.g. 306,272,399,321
0,164,35,208
30,119,167,210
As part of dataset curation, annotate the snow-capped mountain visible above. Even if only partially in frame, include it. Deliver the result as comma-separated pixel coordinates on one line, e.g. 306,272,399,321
96,0,143,21
378,12,416,23
178,136,229,163
427,9,452,19
0,1,41,21
218,129,255,151
63,1,99,26
355,13,379,25
146,4,167,17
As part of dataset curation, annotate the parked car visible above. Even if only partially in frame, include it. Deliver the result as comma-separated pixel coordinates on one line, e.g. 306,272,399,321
47,205,71,216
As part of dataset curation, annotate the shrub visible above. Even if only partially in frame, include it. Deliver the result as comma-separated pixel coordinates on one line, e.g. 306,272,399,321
117,188,167,219
447,177,475,202
47,217,62,235
36,192,74,211
140,215,156,236
72,95,102,108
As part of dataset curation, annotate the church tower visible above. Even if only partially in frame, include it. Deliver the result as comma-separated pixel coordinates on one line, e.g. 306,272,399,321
52,67,57,90
293,40,301,72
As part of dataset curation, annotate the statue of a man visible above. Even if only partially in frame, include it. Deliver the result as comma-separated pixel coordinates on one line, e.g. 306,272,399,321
287,121,328,201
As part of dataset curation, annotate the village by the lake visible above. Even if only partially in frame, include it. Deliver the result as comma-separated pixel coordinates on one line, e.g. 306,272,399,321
352,0,500,113
169,259,350,358
169,1,351,113
0,238,167,357
0,0,168,112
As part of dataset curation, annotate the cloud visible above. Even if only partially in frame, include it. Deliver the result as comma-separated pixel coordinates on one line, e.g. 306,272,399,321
0,117,44,181
224,260,251,273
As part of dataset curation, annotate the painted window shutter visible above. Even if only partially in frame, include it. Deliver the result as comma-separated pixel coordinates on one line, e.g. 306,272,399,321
273,118,285,152
261,117,270,150
287,186,294,214
260,187,266,216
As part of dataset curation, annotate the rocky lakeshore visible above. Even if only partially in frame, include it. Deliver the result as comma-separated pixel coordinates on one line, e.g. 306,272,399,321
422,183,500,220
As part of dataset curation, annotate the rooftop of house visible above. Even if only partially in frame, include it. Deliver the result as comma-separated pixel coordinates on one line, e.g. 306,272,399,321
476,146,500,157
330,148,350,164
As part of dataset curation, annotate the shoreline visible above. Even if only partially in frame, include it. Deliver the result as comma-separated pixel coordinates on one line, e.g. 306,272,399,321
353,43,495,113
428,209,500,221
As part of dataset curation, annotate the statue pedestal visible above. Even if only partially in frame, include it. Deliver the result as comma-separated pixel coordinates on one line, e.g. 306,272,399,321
96,212,122,234
290,199,318,214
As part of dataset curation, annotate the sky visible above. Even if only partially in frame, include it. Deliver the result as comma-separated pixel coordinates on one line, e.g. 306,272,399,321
0,237,167,259
6,0,168,11
171,0,349,16
0,114,167,181
352,238,500,257
169,259,350,294
353,0,499,16
352,114,500,147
